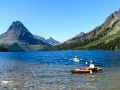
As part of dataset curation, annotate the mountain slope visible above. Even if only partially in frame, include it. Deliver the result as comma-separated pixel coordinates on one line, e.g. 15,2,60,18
46,9,120,50
46,37,61,46
0,21,51,51
34,35,61,46
34,35,47,43
106,9,120,22
65,32,85,43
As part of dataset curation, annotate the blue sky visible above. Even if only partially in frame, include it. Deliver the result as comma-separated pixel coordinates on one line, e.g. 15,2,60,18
0,0,120,42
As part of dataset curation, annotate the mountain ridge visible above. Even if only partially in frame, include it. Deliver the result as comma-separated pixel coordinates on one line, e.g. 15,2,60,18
46,37,61,46
106,9,120,22
1,8,120,51
45,8,120,50
0,21,51,51
34,35,61,46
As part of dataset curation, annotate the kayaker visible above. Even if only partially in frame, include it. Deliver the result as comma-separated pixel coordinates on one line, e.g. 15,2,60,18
89,60,95,69
73,56,79,63
74,56,79,60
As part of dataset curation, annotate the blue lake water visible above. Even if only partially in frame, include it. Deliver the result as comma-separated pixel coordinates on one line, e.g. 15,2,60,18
0,51,120,90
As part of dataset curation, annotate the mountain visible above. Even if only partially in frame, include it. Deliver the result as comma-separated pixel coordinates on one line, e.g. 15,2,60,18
45,9,120,50
106,9,120,22
34,35,61,46
0,21,51,51
34,35,47,43
74,32,85,38
46,37,61,46
65,32,85,43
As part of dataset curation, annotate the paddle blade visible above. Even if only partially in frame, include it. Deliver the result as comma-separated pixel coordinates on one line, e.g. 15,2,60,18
90,70,92,73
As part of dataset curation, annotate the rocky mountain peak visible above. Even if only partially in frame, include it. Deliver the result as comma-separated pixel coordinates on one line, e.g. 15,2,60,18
0,21,50,46
46,37,60,46
49,37,54,40
34,35,61,46
12,21,22,25
4,21,33,41
0,21,53,51
8,21,29,33
106,9,120,22
76,32,85,37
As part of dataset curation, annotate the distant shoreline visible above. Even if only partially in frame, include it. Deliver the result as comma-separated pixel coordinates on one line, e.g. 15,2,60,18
0,47,9,52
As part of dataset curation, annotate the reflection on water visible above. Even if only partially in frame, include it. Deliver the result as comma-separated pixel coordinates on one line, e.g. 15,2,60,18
0,51,120,89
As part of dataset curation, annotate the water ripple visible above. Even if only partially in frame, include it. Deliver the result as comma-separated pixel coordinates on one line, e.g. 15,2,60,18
0,51,120,89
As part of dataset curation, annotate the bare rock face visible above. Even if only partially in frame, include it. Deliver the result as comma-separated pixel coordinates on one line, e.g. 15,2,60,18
75,32,85,38
106,9,120,22
0,21,49,45
34,35,61,46
46,37,61,46
34,35,47,43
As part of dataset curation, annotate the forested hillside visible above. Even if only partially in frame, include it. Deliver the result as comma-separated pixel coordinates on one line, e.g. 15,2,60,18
45,9,120,50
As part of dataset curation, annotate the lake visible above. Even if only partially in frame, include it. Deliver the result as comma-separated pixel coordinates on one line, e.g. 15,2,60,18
0,51,120,90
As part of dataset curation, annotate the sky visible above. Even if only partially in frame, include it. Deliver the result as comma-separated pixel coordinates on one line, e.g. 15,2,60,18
0,0,120,42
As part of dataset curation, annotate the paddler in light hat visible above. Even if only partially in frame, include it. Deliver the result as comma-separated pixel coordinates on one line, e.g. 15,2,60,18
73,56,79,62
89,60,95,69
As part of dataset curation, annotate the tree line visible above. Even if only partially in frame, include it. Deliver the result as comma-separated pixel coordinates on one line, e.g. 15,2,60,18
0,47,9,52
